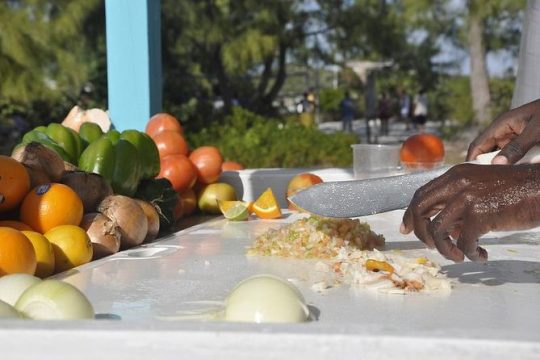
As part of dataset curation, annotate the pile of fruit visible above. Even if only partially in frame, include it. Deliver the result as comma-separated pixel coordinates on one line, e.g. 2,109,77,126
145,112,292,222
0,107,310,281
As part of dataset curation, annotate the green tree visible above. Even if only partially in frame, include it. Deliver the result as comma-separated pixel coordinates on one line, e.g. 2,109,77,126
0,0,101,103
453,0,525,127
161,0,348,126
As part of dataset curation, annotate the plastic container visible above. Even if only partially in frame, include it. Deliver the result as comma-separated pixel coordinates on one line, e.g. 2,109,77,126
351,144,404,179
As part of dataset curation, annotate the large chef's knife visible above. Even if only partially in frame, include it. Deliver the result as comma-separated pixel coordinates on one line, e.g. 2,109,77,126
288,147,540,218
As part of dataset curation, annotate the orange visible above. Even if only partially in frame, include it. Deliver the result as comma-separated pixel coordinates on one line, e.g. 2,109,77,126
0,220,33,231
0,155,30,212
400,133,444,167
252,188,282,219
20,183,83,233
22,231,55,278
44,225,92,273
0,227,37,276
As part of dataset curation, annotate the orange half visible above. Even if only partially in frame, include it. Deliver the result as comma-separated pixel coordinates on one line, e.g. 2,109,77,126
252,188,282,219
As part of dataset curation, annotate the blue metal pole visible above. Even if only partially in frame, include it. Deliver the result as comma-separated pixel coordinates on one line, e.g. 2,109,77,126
105,0,162,131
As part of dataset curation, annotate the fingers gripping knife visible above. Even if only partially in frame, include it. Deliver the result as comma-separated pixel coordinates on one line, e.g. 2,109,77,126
288,147,540,218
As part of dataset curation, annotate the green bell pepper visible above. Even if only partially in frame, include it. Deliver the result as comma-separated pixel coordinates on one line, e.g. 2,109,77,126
79,122,104,147
120,130,160,179
44,123,83,164
103,129,121,145
78,137,142,196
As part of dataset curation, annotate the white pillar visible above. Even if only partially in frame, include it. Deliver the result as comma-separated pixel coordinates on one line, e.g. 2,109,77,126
512,0,540,107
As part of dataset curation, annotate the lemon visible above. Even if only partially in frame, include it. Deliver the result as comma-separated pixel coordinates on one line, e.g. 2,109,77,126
44,225,93,273
218,200,250,221
21,231,55,278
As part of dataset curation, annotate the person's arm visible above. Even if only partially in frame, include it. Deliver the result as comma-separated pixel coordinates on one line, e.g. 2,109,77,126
467,99,540,164
400,163,540,263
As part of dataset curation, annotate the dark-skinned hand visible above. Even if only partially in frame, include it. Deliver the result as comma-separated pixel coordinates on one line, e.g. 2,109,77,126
467,99,540,164
400,163,540,263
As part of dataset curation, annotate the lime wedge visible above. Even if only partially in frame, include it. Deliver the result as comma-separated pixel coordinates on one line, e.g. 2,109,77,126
219,201,249,221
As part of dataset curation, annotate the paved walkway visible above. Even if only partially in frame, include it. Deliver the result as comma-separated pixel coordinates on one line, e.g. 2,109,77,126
318,118,444,145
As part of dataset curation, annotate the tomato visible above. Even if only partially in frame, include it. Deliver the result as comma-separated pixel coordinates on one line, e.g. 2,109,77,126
158,154,197,193
180,188,197,216
153,130,189,158
189,146,223,184
222,161,245,171
146,113,183,138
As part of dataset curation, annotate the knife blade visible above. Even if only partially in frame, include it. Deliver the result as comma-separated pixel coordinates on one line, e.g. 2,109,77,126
289,147,540,218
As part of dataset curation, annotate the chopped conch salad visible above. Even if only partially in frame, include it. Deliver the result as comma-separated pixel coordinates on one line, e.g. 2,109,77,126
247,216,385,259
248,216,451,294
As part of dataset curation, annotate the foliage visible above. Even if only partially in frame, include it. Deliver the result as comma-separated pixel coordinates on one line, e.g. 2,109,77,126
0,0,101,104
489,77,515,119
430,75,515,132
0,0,105,138
188,108,356,168
161,0,335,121
318,88,345,121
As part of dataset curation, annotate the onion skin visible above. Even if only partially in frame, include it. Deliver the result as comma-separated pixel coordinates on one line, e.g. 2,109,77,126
63,161,78,172
98,195,148,250
12,142,65,182
80,213,121,259
61,171,113,213
135,200,160,243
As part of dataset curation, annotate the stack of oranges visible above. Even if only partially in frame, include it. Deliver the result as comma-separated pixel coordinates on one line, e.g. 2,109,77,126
0,155,92,278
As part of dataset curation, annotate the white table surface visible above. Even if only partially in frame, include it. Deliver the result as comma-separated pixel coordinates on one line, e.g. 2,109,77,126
3,210,540,359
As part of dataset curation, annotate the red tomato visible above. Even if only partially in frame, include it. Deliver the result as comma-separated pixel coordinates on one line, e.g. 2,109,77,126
189,146,223,184
158,154,197,193
222,161,245,171
153,130,189,158
146,113,183,138
179,188,197,216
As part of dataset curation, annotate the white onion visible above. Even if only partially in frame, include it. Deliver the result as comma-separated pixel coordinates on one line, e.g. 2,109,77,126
15,279,94,320
0,273,42,306
0,299,22,319
224,274,309,323
98,195,148,249
135,200,160,242
80,213,121,259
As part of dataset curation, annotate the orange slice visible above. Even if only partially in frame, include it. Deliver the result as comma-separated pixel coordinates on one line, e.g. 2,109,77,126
252,188,282,219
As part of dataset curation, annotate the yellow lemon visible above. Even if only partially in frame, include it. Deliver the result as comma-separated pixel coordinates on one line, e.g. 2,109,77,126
21,231,55,278
44,225,93,273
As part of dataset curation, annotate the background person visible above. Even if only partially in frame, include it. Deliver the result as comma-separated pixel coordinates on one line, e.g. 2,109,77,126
377,92,391,136
412,89,428,131
397,88,411,130
340,91,356,132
